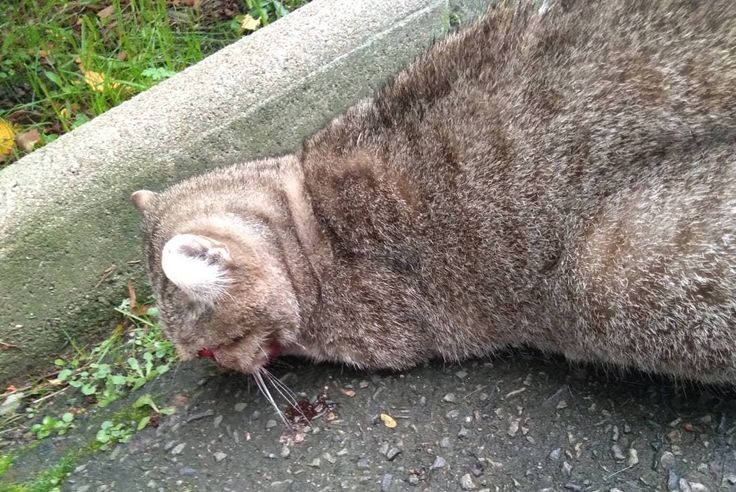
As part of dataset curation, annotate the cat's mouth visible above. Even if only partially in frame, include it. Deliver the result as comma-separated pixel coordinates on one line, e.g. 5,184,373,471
196,338,282,370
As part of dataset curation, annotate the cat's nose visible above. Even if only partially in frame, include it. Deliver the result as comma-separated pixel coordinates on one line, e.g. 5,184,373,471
197,347,215,359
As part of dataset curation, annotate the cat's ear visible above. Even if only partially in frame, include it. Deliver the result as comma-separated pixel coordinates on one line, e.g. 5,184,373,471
161,234,232,304
131,190,157,212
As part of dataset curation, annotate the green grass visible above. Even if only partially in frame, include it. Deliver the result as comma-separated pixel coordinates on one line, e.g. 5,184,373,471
0,298,181,490
0,0,309,164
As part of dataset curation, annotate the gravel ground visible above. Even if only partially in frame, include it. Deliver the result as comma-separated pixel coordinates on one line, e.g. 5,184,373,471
5,350,736,491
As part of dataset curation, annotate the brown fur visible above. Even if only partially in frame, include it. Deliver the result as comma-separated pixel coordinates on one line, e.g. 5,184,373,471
133,0,736,384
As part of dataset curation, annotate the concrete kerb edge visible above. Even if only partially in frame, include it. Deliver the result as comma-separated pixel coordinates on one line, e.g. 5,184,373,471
0,0,462,381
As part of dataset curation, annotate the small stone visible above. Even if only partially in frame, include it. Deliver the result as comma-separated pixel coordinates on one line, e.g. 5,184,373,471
697,463,709,474
563,484,582,492
456,370,468,379
723,474,736,485
179,467,197,476
660,451,676,470
556,400,568,410
234,402,246,412
309,458,321,468
164,440,177,451
171,443,186,455
213,451,227,462
668,470,680,491
446,409,460,419
408,474,420,486
610,489,624,492
431,456,447,469
359,380,369,388
562,461,573,477
440,437,452,448
280,446,290,458
386,447,402,461
624,423,632,433
460,473,477,490
689,483,709,492
611,444,625,461
612,425,620,441
443,393,457,403
109,446,121,461
419,396,427,405
213,415,223,428
381,473,392,491
356,457,370,469
266,419,277,429
379,442,390,456
507,419,520,437
471,463,484,477
458,426,470,438
626,448,639,467
549,448,562,461
323,452,337,464
679,478,693,492
146,480,156,489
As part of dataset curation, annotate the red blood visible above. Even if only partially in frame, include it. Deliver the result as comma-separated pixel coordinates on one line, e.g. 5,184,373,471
197,347,215,359
267,340,282,360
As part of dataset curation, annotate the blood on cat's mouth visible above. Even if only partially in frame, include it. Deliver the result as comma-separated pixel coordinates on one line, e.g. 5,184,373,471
196,339,282,366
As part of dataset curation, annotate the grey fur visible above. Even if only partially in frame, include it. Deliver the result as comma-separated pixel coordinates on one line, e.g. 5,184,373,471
134,0,736,384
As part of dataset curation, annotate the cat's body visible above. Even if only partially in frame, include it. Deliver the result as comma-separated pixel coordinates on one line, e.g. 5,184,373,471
133,0,736,384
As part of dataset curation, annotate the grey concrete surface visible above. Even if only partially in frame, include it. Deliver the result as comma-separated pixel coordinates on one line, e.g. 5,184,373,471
0,0,491,382
3,353,735,491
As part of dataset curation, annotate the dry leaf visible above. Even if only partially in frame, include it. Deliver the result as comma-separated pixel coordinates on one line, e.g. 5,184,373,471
240,14,260,32
380,413,397,428
0,119,16,157
117,51,128,61
16,129,41,152
340,388,356,397
83,70,119,92
5,385,17,393
97,5,115,19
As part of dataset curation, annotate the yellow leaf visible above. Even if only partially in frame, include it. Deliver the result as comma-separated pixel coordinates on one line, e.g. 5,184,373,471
380,413,397,428
83,70,119,92
0,119,16,157
240,14,260,32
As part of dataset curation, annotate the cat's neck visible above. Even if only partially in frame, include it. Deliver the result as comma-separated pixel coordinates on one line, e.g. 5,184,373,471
278,157,333,327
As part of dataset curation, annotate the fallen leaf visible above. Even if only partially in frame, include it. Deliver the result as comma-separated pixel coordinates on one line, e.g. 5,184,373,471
97,5,115,18
0,119,16,157
340,388,356,397
240,14,260,32
5,385,16,393
83,69,119,92
116,51,128,61
0,341,19,351
16,129,41,152
380,413,397,428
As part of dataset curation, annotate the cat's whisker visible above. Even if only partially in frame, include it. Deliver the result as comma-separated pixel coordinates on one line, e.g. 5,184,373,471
254,370,290,428
262,369,301,408
262,369,311,425
265,371,301,404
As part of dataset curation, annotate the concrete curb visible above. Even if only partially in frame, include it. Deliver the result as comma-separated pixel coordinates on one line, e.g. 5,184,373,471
0,0,490,381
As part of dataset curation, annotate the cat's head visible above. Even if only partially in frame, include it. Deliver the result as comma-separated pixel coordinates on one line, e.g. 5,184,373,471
130,161,302,374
